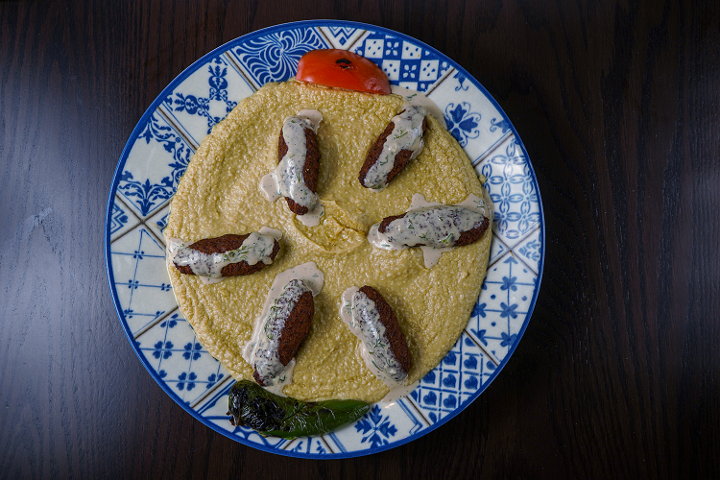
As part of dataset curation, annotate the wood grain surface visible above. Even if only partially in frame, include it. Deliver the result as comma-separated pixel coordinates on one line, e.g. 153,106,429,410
1,0,719,478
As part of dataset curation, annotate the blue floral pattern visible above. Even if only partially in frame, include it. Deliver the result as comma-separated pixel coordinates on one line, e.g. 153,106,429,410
468,255,537,363
118,172,174,217
110,202,129,235
355,405,398,448
444,102,482,147
409,334,489,423
519,238,541,262
118,113,192,216
454,72,470,91
490,117,512,134
289,438,328,454
232,28,327,86
514,228,543,274
167,57,238,135
480,138,541,240
136,312,226,404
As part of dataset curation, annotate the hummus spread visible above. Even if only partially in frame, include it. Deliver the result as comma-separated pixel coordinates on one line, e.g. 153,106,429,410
164,80,491,403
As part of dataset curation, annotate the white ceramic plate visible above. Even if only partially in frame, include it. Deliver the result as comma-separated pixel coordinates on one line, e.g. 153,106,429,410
105,20,544,458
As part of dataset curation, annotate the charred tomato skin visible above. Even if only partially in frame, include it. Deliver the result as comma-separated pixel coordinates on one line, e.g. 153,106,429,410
296,49,391,95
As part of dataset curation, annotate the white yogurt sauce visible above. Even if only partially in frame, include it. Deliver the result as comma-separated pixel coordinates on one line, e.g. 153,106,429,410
363,104,427,191
242,262,324,395
339,287,408,391
379,380,419,404
259,110,324,226
165,227,282,284
367,193,490,268
391,86,447,129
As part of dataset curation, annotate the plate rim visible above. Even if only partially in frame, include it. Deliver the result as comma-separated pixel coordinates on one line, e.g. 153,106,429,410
104,19,545,459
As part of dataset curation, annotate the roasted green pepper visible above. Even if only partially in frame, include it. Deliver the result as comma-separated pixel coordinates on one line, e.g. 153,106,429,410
228,380,370,439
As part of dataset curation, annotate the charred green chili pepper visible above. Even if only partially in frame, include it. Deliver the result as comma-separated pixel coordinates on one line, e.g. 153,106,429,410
227,380,370,439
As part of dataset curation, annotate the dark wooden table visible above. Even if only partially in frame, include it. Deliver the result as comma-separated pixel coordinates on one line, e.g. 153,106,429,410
2,0,719,478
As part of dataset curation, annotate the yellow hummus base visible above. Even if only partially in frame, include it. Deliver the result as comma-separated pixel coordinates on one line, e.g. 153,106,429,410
164,80,491,403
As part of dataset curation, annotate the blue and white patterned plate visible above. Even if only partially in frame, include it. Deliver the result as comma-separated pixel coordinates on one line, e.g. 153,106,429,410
105,20,544,458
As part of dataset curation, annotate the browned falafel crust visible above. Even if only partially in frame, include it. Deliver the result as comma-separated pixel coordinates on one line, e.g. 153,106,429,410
252,289,314,386
278,127,320,215
358,286,411,375
454,215,490,246
377,211,490,247
358,116,428,189
173,233,280,277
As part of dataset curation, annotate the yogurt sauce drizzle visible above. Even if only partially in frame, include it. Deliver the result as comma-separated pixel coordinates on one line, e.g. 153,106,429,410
242,262,324,395
339,287,408,390
260,110,324,226
364,104,428,191
391,86,447,129
367,193,491,268
165,227,282,285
